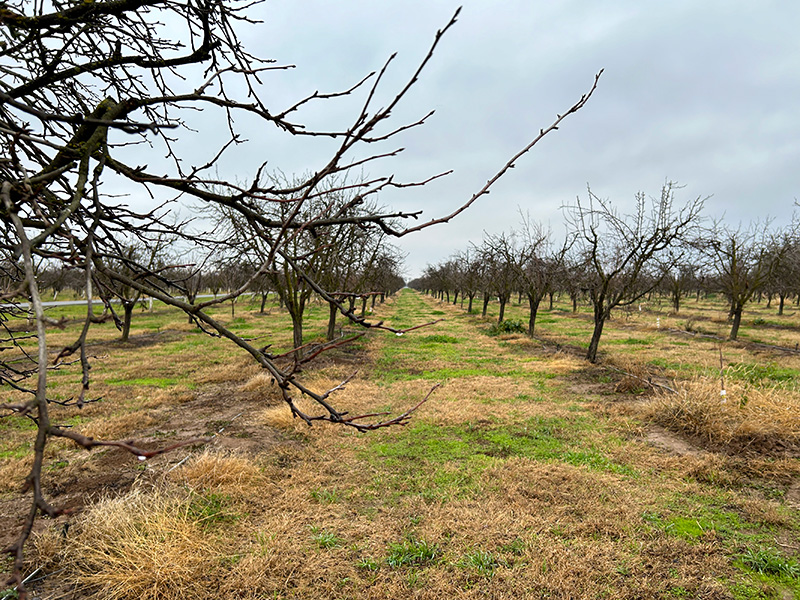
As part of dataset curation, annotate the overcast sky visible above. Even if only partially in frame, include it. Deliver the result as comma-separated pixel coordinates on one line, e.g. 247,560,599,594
189,1,800,278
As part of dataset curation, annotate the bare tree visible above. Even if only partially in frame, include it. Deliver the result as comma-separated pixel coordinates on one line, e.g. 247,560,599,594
478,234,519,323
765,226,800,316
95,234,173,340
454,248,483,313
0,1,600,591
513,219,573,336
698,220,787,339
566,182,704,362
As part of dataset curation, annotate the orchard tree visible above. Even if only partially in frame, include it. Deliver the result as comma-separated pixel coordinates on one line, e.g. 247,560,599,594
479,234,519,323
95,234,173,340
512,218,573,336
454,248,483,313
766,231,800,315
0,0,600,591
699,220,788,339
566,182,704,362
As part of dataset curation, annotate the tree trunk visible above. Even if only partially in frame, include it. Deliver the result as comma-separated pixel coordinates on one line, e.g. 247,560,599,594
498,295,507,323
326,301,337,341
586,315,605,363
467,293,474,313
779,293,786,315
121,301,134,342
291,311,303,360
260,292,269,313
482,293,490,317
672,289,680,313
729,305,743,340
527,295,540,337
452,290,459,305
571,292,578,313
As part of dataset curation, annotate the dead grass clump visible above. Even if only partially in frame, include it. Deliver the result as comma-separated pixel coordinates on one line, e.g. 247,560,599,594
170,451,265,496
0,456,33,492
49,488,223,600
606,356,658,394
258,398,315,431
196,357,258,384
148,386,196,406
78,412,158,440
239,372,275,393
238,372,284,405
644,378,800,449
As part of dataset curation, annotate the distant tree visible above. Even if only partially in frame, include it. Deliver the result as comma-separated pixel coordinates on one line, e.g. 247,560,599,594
454,249,483,313
566,182,704,362
661,251,700,314
698,220,787,339
513,219,573,336
766,227,800,315
479,234,519,323
95,235,173,342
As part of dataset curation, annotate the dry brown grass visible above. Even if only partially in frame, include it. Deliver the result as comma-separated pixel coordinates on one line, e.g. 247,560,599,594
0,456,33,492
43,488,224,600
78,412,160,440
169,450,266,496
644,377,800,448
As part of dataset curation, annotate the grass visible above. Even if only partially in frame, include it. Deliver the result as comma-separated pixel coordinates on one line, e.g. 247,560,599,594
385,537,440,568
456,549,500,578
310,527,342,549
5,289,800,599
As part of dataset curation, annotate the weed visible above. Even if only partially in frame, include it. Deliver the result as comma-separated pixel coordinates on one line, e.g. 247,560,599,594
356,557,380,571
186,492,240,528
310,488,339,503
310,526,342,549
385,537,439,568
739,547,800,579
487,320,526,336
500,537,526,556
457,549,499,578
0,587,19,600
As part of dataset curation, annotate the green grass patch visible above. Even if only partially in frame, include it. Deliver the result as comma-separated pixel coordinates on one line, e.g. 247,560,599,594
310,526,342,549
361,416,632,501
418,334,460,345
615,337,653,346
106,377,181,388
187,492,241,529
385,537,439,568
456,549,500,578
738,547,800,579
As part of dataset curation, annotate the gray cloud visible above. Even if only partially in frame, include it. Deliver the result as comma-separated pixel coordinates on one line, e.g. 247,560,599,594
182,1,800,277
